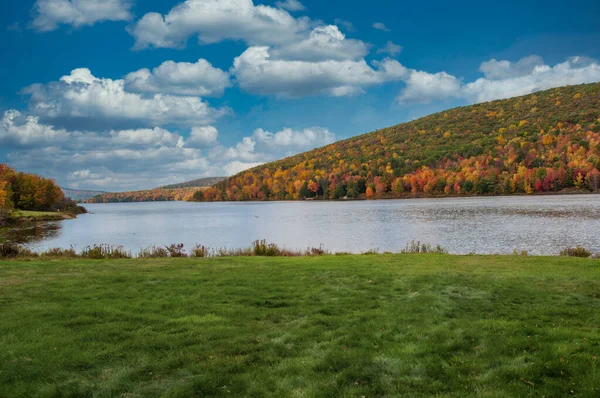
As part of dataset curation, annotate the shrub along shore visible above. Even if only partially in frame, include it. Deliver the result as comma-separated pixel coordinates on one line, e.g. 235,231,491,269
1,240,598,260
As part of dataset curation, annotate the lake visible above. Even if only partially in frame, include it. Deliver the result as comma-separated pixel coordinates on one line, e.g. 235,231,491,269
8,194,600,255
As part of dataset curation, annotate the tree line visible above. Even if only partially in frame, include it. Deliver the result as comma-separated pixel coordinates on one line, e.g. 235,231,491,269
0,164,83,216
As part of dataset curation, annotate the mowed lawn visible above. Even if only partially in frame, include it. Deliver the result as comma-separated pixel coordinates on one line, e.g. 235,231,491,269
0,255,598,397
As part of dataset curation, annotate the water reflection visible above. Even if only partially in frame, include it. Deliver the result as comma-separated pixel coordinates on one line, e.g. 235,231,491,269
4,222,62,244
13,194,600,255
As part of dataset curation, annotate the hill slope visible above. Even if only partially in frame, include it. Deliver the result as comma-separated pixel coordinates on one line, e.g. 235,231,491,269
87,187,200,204
86,177,224,203
159,177,225,190
61,188,106,202
194,83,600,201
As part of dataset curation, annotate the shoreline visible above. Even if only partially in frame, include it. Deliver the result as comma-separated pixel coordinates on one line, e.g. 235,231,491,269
80,190,600,205
1,240,597,260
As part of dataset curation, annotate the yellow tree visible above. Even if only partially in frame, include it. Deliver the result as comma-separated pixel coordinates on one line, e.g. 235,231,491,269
0,181,10,208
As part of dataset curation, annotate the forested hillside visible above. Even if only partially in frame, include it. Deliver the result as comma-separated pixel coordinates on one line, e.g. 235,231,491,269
159,177,224,190
87,187,201,203
87,176,224,203
193,83,600,202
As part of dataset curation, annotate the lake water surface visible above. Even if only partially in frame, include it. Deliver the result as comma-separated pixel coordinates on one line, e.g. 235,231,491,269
11,195,600,255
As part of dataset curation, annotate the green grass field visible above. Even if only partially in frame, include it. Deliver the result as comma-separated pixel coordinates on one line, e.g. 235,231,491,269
1,255,598,397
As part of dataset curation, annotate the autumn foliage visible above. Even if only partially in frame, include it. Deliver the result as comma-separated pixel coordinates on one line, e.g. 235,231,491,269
87,187,205,203
0,164,68,211
191,83,600,202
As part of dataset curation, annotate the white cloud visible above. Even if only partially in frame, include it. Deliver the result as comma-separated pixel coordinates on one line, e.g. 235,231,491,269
271,25,369,62
208,126,336,176
1,110,69,146
397,56,600,104
2,110,214,190
1,109,184,150
253,127,335,151
31,0,133,32
23,68,229,130
124,59,231,97
372,22,390,32
223,161,264,175
464,56,600,103
109,127,184,148
377,40,402,56
187,126,219,147
398,71,462,103
129,0,310,50
232,46,407,97
275,0,305,11
478,55,544,80
3,109,335,189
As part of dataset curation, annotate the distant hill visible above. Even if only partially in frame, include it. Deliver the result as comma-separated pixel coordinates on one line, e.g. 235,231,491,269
86,177,224,203
61,188,107,202
159,177,225,189
87,188,199,203
192,83,600,201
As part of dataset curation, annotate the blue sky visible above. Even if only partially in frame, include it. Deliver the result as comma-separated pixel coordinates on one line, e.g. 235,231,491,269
1,0,599,191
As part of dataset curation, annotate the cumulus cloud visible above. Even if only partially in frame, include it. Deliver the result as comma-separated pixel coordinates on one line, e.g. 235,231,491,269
398,71,462,103
3,108,334,189
207,126,337,175
463,56,600,103
270,25,369,62
478,55,545,80
223,161,264,176
129,0,310,50
372,22,390,32
232,46,407,97
31,0,133,32
187,126,219,147
1,110,69,147
1,109,183,150
397,56,600,104
208,126,336,176
124,59,231,97
275,0,305,11
23,68,229,130
253,127,335,152
377,41,402,56
2,112,216,190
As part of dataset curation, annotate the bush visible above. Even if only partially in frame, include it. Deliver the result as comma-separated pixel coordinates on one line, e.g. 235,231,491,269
215,247,253,257
190,245,209,258
138,246,169,258
0,243,38,258
252,240,281,256
81,244,131,259
41,247,77,258
362,249,380,255
560,247,592,258
401,241,448,254
166,244,187,258
306,244,328,256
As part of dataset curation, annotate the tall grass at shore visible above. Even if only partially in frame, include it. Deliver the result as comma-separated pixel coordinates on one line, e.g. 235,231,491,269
1,240,598,260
